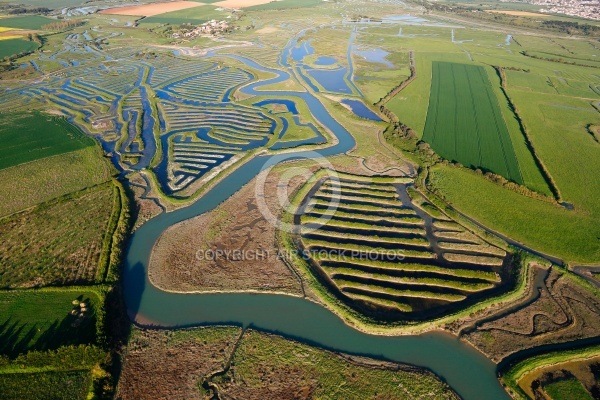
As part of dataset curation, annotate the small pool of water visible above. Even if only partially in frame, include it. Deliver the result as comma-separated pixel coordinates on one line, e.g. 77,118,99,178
306,68,352,94
291,40,314,62
314,56,338,66
341,99,382,121
354,48,394,68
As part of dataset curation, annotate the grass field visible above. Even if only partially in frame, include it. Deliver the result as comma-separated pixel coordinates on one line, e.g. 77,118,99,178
245,0,324,10
0,289,102,357
423,62,523,184
0,182,123,288
139,5,230,25
544,378,593,400
429,165,600,263
0,15,53,30
0,146,112,217
0,38,38,58
0,113,94,170
0,370,91,400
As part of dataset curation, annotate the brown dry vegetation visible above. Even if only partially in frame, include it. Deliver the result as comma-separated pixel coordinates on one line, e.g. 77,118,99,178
464,267,600,362
99,1,204,17
149,167,306,295
116,327,241,400
213,330,458,400
128,173,164,230
117,327,457,400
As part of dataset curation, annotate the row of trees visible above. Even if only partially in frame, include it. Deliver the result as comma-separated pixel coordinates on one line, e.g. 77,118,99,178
41,20,85,32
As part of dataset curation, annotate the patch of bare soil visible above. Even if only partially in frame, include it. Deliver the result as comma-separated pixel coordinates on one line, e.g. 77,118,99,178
99,1,203,17
149,168,306,295
464,267,600,362
116,327,240,400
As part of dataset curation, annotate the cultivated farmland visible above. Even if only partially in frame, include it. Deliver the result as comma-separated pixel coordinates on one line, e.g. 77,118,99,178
0,38,38,59
293,172,510,319
423,62,523,184
0,112,94,170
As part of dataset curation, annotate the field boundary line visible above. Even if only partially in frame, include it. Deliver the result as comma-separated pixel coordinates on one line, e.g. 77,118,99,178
492,66,563,202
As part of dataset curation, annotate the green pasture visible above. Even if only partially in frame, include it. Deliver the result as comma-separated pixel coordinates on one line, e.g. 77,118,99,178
0,289,102,357
0,38,38,59
0,112,94,170
423,61,523,184
0,15,53,30
245,0,325,11
139,5,229,25
429,165,600,263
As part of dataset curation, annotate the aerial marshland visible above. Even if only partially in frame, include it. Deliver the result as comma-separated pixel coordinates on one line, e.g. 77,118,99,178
0,0,598,399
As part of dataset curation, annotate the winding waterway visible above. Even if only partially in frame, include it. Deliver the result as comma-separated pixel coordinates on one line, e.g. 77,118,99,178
123,52,511,399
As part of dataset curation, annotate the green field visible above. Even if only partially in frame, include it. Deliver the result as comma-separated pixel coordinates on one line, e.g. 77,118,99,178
0,113,94,170
0,38,38,59
423,62,523,184
0,15,53,30
0,370,91,400
0,146,112,217
429,165,600,263
246,0,325,10
140,5,229,25
0,289,102,357
544,377,593,400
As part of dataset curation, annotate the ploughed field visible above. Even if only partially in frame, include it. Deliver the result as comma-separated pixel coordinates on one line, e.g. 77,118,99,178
294,172,509,319
423,62,523,184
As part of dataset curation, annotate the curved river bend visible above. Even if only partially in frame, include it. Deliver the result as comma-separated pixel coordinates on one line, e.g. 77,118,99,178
123,54,510,400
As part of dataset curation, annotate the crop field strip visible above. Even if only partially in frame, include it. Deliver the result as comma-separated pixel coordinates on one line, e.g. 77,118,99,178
296,172,508,316
423,62,525,185
0,112,95,170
